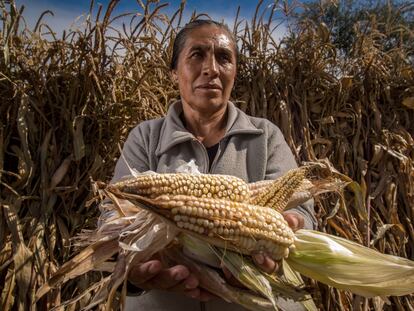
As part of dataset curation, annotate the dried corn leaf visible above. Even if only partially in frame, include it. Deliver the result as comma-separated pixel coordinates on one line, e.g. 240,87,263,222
72,117,86,161
402,97,414,109
36,237,118,300
50,156,72,190
14,243,34,311
370,224,405,246
0,267,16,311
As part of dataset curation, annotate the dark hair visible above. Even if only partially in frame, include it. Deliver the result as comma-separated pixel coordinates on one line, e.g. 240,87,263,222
170,19,238,70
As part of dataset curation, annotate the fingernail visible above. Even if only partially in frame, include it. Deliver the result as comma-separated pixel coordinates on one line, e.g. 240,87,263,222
147,263,158,274
185,279,197,289
174,272,185,281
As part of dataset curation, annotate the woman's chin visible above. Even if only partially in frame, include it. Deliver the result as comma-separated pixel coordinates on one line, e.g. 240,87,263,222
192,100,227,114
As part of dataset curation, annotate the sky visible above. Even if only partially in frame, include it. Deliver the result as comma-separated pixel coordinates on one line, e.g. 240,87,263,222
14,0,291,40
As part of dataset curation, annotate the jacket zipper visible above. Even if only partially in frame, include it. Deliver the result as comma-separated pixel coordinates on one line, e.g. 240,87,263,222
209,140,222,173
192,138,209,173
192,138,222,174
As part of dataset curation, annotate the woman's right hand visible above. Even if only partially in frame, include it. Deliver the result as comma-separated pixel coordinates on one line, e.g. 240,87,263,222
128,259,215,301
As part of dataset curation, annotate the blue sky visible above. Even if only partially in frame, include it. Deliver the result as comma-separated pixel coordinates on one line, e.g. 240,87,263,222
15,0,290,39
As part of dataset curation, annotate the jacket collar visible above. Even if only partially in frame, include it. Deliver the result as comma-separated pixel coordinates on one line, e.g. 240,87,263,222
155,100,263,156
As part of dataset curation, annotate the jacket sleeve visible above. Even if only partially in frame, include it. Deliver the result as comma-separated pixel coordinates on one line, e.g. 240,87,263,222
111,125,151,183
265,123,317,230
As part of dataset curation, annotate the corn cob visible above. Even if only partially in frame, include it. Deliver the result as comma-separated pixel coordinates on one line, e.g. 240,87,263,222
248,180,275,198
250,168,307,211
110,173,250,202
249,179,314,200
116,193,295,261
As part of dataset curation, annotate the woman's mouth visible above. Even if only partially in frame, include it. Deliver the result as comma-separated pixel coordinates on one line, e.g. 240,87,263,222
196,83,222,90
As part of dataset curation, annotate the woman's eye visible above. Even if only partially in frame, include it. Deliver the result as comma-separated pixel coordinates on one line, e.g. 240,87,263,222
190,51,202,58
219,54,231,63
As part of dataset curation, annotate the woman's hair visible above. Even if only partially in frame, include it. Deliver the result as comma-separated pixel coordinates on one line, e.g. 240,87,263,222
170,19,238,70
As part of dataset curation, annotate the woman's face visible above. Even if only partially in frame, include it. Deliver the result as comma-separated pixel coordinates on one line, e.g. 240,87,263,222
172,25,237,115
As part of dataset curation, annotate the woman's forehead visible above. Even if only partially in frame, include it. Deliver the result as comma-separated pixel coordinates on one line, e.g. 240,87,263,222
183,25,235,52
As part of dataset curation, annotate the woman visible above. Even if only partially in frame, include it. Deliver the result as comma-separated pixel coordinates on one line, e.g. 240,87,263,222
112,19,316,311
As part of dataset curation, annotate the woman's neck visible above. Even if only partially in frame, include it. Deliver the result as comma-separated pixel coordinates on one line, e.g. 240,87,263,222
182,105,227,147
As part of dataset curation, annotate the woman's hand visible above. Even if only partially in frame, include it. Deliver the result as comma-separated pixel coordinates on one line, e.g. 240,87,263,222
128,259,215,301
282,211,305,232
130,213,306,296
252,211,305,273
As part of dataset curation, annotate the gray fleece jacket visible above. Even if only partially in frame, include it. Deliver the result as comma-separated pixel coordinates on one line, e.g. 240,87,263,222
113,101,316,311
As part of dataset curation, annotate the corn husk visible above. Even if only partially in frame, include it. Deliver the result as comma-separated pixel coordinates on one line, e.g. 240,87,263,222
164,245,276,311
179,234,310,309
281,262,318,311
288,230,414,297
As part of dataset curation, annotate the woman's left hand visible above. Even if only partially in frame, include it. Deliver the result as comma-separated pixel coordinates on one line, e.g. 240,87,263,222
252,211,305,273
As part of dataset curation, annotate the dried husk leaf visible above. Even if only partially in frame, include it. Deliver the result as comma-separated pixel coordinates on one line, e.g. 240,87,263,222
288,230,414,297
164,246,276,311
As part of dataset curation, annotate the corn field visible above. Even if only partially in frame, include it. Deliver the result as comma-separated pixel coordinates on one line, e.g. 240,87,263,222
1,0,413,310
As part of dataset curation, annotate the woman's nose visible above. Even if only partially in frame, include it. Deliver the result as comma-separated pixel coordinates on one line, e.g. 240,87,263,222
202,53,219,76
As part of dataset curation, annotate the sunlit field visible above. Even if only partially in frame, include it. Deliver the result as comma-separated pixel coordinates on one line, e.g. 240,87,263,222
1,0,413,310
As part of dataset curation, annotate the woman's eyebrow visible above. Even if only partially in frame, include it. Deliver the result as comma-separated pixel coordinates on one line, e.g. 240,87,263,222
188,44,233,55
188,44,208,52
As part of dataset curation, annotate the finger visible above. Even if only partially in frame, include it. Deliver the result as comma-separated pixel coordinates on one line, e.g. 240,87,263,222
170,273,199,292
221,265,245,288
145,265,190,290
252,252,279,274
283,213,299,230
252,252,264,265
129,260,163,286
283,212,304,231
263,255,278,274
